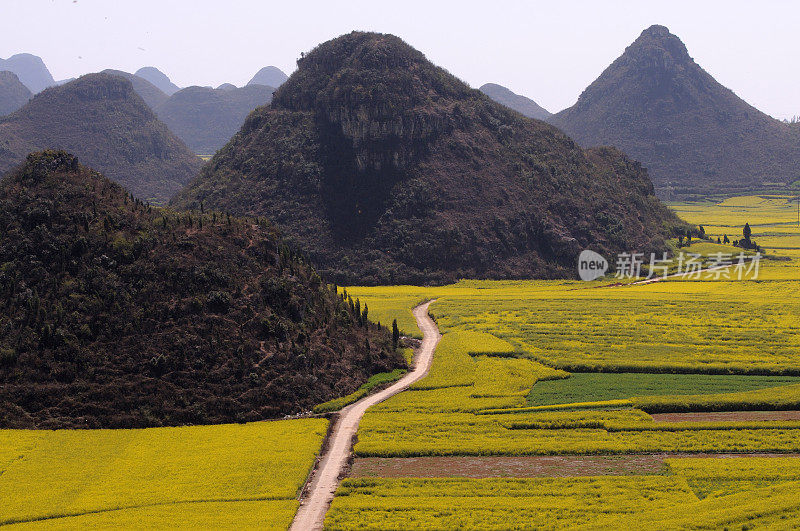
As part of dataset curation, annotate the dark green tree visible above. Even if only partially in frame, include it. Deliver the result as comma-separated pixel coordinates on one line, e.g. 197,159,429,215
743,222,752,242
392,319,400,348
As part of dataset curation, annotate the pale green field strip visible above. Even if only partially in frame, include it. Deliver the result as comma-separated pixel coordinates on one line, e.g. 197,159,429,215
0,419,327,528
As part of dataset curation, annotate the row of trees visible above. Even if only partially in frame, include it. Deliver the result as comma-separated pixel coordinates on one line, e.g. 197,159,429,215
677,222,760,252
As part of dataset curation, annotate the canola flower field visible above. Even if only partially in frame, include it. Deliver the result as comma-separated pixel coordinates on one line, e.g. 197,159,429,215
328,195,800,529
326,466,800,530
2,195,797,530
0,419,327,529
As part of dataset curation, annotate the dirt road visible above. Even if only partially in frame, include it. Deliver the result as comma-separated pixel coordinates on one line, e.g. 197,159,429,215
288,301,441,531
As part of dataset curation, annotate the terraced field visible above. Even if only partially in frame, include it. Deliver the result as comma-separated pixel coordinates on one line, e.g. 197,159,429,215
0,420,327,529
327,467,800,529
328,195,800,529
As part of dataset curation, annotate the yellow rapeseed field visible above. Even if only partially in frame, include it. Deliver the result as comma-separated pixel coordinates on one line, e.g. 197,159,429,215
326,459,800,529
0,419,327,528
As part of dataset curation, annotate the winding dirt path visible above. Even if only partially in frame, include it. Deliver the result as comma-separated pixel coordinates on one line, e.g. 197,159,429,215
289,301,441,531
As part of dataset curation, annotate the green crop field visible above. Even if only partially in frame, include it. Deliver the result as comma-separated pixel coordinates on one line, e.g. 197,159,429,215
0,420,326,528
526,373,800,406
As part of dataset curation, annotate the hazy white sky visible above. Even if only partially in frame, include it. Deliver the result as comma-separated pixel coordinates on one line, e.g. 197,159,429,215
1,0,798,118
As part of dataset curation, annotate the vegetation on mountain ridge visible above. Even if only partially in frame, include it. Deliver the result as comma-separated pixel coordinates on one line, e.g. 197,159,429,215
549,25,800,197
0,71,32,116
0,151,403,428
174,31,690,284
0,73,202,203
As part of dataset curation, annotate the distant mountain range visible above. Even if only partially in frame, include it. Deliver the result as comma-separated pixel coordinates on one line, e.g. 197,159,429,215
480,83,551,120
155,84,275,154
548,25,800,197
174,31,688,284
0,53,56,93
0,54,291,154
134,66,181,95
248,66,289,87
0,151,403,428
0,73,201,202
101,69,170,109
0,71,31,116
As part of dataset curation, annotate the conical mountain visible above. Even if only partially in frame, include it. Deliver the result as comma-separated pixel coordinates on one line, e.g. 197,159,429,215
0,151,402,428
549,25,800,196
134,66,180,95
155,84,274,154
174,31,687,284
480,83,551,120
0,53,56,93
101,69,169,109
0,73,201,202
0,71,31,116
247,66,288,87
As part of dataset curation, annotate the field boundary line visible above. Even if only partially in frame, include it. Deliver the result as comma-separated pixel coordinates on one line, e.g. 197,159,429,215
0,496,292,527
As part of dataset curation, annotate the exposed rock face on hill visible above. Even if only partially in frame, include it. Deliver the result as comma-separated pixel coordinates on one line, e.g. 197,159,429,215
174,31,687,285
248,66,288,87
0,71,31,116
0,73,201,203
134,66,180,95
480,83,551,120
0,151,403,428
101,69,169,109
155,84,275,154
0,53,56,93
549,25,800,197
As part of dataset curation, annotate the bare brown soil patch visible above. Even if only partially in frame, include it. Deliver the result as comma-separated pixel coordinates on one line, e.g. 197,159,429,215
351,453,800,478
350,455,667,478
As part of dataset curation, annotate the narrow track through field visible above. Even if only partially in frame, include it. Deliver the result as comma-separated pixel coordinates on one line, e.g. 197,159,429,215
289,301,441,531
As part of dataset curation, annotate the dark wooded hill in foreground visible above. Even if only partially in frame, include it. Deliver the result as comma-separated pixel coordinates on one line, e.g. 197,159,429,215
155,84,275,154
480,83,551,120
549,25,800,197
0,151,403,429
174,31,689,285
0,73,201,203
0,71,31,116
